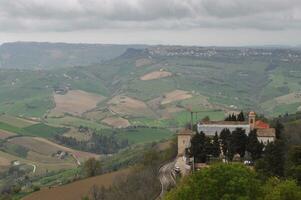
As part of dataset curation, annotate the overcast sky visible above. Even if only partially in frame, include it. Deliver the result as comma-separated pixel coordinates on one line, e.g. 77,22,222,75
0,0,301,46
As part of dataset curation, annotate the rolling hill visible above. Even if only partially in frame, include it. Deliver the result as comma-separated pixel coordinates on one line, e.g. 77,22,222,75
0,42,146,69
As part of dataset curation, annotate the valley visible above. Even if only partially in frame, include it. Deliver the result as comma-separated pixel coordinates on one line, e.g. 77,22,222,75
0,42,300,199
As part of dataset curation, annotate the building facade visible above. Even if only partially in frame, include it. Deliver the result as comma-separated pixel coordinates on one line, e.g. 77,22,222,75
178,112,276,156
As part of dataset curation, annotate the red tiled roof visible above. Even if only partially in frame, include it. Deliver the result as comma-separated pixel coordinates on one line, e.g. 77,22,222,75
255,120,270,129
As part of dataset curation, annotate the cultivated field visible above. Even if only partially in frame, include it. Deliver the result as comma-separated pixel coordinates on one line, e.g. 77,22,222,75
23,168,131,200
135,58,152,67
0,130,16,139
140,70,172,80
101,117,130,128
161,90,192,105
108,95,155,117
51,90,105,116
0,150,75,175
9,137,99,161
261,92,301,114
0,115,37,128
274,92,301,104
0,154,10,169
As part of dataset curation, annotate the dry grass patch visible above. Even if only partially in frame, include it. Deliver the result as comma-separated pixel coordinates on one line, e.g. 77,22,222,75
51,90,105,116
101,117,130,128
140,70,172,80
108,96,155,117
23,168,131,200
161,90,192,105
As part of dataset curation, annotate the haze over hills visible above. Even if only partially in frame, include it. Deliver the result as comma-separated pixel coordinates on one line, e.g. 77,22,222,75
0,42,146,69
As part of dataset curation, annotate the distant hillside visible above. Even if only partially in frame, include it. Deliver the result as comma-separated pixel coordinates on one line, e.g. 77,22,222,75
0,45,300,122
0,42,146,69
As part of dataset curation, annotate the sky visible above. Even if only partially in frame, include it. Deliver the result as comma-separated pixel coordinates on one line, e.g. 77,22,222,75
0,0,301,46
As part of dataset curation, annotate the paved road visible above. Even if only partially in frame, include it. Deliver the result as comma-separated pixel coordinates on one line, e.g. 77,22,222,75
157,161,176,199
29,163,36,173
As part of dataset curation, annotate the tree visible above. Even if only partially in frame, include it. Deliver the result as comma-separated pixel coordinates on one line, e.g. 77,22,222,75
246,130,264,160
189,132,208,163
285,146,301,185
228,128,248,159
219,128,231,157
237,111,245,121
165,164,262,200
263,177,301,200
255,140,286,177
211,132,220,157
84,158,102,177
272,120,284,140
202,116,210,122
231,113,237,121
89,185,106,200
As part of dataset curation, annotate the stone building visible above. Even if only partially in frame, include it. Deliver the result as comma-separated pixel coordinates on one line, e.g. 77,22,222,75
177,129,194,156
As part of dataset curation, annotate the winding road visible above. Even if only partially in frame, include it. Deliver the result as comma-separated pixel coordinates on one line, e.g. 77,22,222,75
157,161,176,199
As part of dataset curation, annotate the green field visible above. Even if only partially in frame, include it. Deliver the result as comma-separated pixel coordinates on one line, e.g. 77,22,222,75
0,121,68,138
115,128,174,144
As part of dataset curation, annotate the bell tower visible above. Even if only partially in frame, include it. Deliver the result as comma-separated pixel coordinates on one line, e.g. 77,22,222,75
249,111,256,130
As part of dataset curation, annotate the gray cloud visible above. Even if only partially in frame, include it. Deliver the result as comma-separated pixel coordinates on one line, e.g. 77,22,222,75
0,0,300,32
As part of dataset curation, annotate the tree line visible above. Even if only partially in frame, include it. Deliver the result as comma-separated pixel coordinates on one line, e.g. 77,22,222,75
54,132,129,154
189,128,263,163
224,111,245,121
165,164,301,200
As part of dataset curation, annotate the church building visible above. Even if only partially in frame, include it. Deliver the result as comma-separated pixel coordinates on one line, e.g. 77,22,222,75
177,112,276,156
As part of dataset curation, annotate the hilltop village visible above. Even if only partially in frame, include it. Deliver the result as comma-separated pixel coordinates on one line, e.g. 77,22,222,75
177,111,276,174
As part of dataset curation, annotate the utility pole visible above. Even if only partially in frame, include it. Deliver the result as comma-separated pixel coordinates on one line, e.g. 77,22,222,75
190,111,193,130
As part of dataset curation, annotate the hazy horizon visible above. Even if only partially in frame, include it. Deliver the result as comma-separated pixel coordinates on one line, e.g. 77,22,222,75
1,0,301,46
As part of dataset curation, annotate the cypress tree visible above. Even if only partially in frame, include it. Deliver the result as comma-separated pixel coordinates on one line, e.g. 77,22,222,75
212,132,220,157
220,128,231,157
246,130,264,160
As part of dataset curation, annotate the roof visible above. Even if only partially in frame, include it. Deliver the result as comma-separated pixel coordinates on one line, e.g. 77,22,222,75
255,120,270,129
249,111,256,116
200,121,249,125
257,128,276,137
177,129,194,135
